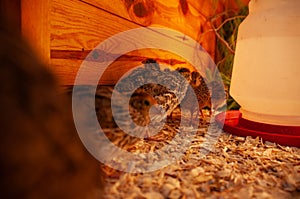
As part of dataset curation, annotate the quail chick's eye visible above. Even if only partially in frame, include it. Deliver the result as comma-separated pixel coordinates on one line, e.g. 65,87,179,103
144,100,150,106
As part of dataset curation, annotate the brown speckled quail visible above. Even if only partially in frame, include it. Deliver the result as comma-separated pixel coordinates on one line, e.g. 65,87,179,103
180,71,211,124
73,85,162,138
116,59,190,118
168,67,191,119
191,71,211,116
129,92,160,127
73,86,158,126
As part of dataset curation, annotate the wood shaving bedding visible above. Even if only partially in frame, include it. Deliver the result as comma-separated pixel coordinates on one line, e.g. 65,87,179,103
67,85,299,198
101,111,300,198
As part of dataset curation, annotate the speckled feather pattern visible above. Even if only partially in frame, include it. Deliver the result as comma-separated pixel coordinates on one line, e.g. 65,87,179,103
115,59,190,117
180,71,211,121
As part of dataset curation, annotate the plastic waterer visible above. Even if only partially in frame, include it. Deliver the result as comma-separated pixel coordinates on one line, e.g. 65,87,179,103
219,0,300,147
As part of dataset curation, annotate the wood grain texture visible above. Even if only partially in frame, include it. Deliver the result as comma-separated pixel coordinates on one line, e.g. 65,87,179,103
50,0,139,51
49,0,217,85
50,0,141,84
50,59,83,85
50,0,219,57
48,0,249,85
50,49,194,85
179,0,189,16
21,0,50,66
80,0,131,21
51,50,91,60
120,0,218,59
51,58,148,85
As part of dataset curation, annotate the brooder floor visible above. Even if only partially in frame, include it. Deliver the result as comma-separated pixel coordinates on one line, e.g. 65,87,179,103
101,110,300,199
67,85,300,198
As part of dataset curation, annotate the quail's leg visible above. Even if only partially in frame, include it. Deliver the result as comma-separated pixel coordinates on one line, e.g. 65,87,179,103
208,108,212,116
143,128,151,140
198,109,208,124
200,109,205,119
169,111,174,120
189,111,194,126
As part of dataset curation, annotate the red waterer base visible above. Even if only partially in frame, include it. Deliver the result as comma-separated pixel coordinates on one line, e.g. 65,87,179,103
215,110,300,147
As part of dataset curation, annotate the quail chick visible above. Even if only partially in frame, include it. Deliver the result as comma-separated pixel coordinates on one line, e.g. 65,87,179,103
191,71,211,116
136,83,177,116
73,85,162,138
115,59,190,118
129,92,160,127
169,67,191,119
115,89,164,138
116,58,161,95
180,71,211,124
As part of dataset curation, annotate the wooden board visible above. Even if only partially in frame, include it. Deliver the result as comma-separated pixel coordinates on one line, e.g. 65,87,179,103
50,0,139,51
80,0,131,21
50,0,142,84
50,49,195,85
20,0,250,85
21,0,50,65
49,0,218,85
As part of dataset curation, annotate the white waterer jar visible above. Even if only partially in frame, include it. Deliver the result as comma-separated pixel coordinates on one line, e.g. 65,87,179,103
230,0,300,126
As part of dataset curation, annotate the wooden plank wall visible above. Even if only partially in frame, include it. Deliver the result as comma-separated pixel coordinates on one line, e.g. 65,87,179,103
21,0,50,66
21,0,249,85
50,0,140,85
